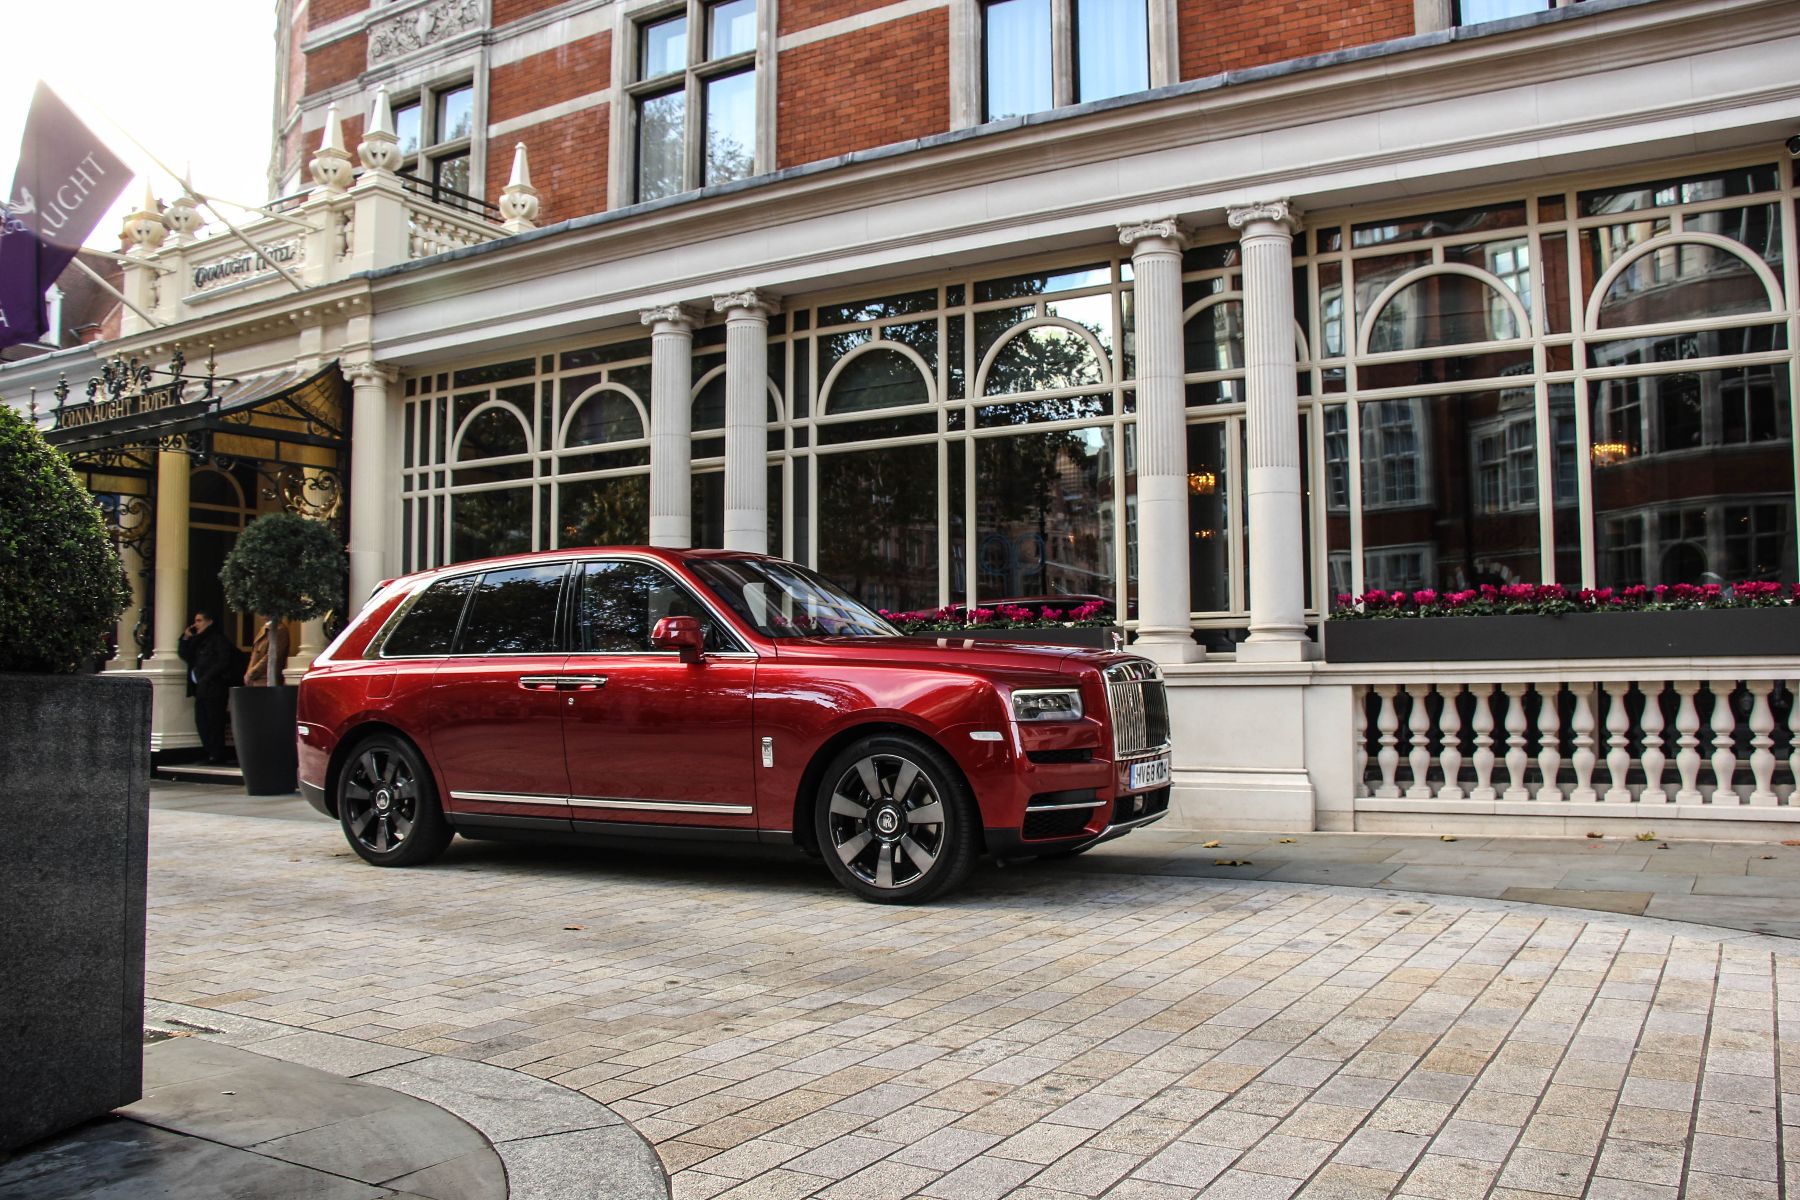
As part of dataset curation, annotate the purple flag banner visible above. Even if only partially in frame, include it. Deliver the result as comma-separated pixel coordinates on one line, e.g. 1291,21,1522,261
0,83,130,349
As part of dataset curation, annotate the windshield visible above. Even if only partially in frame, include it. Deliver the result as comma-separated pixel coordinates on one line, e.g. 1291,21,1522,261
686,558,899,639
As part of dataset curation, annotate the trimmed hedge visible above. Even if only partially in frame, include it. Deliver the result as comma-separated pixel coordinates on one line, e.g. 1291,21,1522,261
0,406,130,673
219,511,345,627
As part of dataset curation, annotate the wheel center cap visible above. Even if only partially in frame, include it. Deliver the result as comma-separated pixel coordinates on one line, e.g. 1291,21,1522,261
874,807,901,836
374,790,392,812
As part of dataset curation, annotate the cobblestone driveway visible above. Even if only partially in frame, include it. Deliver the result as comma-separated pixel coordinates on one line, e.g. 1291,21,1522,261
147,809,1797,1199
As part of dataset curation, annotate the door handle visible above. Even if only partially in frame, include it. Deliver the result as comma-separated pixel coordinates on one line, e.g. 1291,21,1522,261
558,675,609,690
517,676,564,691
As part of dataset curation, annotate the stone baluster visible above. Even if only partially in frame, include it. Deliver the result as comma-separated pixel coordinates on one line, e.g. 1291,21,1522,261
1535,683,1562,802
1569,685,1598,803
1374,685,1401,798
1353,687,1370,798
1674,681,1703,803
1407,684,1434,799
1470,686,1497,802
1639,682,1668,804
1747,680,1776,806
1789,683,1800,804
1709,682,1740,804
1502,683,1530,801
1604,682,1634,803
1438,684,1464,802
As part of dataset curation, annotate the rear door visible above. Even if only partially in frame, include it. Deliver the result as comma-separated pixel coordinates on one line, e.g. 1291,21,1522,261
560,558,759,830
427,562,573,826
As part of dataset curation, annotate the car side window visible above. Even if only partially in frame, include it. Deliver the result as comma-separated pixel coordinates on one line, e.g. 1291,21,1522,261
381,575,476,656
455,564,567,655
577,561,734,653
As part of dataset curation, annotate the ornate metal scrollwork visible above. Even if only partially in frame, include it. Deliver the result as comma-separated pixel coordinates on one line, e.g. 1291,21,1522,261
259,466,344,522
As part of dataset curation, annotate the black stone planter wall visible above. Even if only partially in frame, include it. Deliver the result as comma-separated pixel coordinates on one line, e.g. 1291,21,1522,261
1325,609,1800,662
229,685,299,795
0,673,150,1153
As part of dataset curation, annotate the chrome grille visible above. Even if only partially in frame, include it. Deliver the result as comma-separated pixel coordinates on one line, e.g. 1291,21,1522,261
1104,659,1169,756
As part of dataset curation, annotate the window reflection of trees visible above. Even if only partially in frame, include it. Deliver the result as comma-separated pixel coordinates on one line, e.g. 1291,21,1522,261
459,567,564,653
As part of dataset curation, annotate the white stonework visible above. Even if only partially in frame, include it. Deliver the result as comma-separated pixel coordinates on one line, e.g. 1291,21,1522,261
714,291,779,554
642,304,702,548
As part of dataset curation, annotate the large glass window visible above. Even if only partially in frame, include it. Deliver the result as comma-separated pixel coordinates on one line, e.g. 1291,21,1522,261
576,560,733,652
382,576,475,657
392,81,476,201
457,564,567,654
630,0,759,201
982,0,1148,121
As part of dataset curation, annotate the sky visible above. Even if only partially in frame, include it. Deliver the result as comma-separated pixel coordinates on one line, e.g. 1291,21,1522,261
0,2,278,249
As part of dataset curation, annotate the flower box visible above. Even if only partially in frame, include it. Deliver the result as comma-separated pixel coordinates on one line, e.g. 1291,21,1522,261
1325,609,1800,663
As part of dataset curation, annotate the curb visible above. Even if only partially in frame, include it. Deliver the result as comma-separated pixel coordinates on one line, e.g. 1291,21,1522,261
145,999,669,1200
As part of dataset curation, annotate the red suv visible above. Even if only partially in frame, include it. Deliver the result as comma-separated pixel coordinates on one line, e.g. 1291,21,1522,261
297,549,1171,903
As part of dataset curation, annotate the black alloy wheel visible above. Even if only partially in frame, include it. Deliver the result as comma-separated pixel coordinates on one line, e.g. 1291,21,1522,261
337,734,453,867
816,734,977,903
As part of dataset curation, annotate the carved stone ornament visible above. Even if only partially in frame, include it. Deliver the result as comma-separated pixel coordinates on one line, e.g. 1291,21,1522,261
640,303,700,330
1117,217,1188,250
367,0,484,67
1226,200,1303,235
713,290,779,318
341,360,399,387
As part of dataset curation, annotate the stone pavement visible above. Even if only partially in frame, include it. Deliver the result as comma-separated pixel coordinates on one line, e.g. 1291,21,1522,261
138,785,1799,1199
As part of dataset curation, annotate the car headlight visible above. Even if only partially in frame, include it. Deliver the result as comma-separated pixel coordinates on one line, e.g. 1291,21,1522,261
1011,689,1084,722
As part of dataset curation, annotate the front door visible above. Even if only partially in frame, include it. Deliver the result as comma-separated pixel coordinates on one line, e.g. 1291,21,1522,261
428,562,573,825
560,559,758,830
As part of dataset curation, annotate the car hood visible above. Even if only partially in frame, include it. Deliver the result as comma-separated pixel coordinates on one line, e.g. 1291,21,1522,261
767,634,1121,676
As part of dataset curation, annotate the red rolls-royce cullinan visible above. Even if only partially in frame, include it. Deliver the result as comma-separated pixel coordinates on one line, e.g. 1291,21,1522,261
296,549,1172,903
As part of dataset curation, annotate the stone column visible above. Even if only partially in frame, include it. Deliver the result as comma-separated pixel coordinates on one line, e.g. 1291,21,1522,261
1229,199,1316,662
713,290,778,553
642,304,701,548
344,360,400,605
146,448,197,750
1119,218,1200,664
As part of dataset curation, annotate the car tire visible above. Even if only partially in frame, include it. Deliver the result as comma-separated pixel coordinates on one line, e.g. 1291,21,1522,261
815,734,978,904
337,732,453,867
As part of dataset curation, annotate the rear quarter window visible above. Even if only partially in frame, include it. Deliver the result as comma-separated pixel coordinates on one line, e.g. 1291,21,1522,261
381,575,476,657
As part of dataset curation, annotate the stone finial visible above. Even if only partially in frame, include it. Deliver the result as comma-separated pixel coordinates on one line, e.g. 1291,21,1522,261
164,181,203,242
497,142,540,233
309,104,355,193
123,183,166,253
1226,199,1303,235
358,87,402,174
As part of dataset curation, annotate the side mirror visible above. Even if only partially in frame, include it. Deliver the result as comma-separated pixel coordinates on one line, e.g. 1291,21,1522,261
651,615,705,663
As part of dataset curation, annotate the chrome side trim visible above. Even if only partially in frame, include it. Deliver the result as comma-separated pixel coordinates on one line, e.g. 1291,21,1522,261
1024,800,1107,812
450,790,569,806
569,796,755,815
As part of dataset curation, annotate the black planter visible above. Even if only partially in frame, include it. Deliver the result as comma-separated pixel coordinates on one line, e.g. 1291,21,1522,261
229,685,299,794
953,626,1124,649
1325,608,1800,663
0,672,150,1153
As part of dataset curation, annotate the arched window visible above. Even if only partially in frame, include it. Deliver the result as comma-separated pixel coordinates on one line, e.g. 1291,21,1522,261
978,319,1108,396
561,387,646,448
1364,267,1527,353
455,402,530,460
1589,235,1778,329
821,343,933,413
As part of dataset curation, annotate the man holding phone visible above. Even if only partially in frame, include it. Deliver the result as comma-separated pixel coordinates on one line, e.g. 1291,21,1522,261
178,610,234,764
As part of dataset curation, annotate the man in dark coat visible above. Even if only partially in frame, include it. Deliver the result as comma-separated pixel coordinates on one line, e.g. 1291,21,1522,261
178,610,234,764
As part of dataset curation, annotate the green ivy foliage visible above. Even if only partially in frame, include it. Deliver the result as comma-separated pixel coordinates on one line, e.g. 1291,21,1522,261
0,405,131,673
219,512,345,625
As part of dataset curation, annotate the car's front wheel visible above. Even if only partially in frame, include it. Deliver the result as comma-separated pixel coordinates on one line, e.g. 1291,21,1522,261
337,733,452,867
815,734,977,903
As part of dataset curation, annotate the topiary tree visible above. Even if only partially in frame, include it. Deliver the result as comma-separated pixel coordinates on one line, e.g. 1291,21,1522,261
0,405,130,674
219,512,346,686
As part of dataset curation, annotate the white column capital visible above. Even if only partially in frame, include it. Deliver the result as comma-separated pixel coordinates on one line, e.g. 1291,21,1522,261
1117,217,1189,254
641,303,702,331
1227,199,1304,237
713,290,780,320
341,359,399,387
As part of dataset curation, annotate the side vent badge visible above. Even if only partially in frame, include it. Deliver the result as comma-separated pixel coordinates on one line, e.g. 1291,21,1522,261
761,736,774,768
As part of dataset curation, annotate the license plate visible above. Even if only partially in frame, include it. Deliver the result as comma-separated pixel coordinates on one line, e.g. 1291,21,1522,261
1127,754,1170,791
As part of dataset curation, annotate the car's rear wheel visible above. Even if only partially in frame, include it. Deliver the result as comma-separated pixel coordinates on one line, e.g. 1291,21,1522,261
338,733,452,867
816,734,977,904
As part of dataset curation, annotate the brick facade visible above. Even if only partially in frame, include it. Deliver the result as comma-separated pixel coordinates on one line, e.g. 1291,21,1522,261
778,0,902,38
303,33,367,96
308,0,365,30
1178,0,1414,82
777,10,949,169
493,0,569,26
486,107,610,225
489,33,612,126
